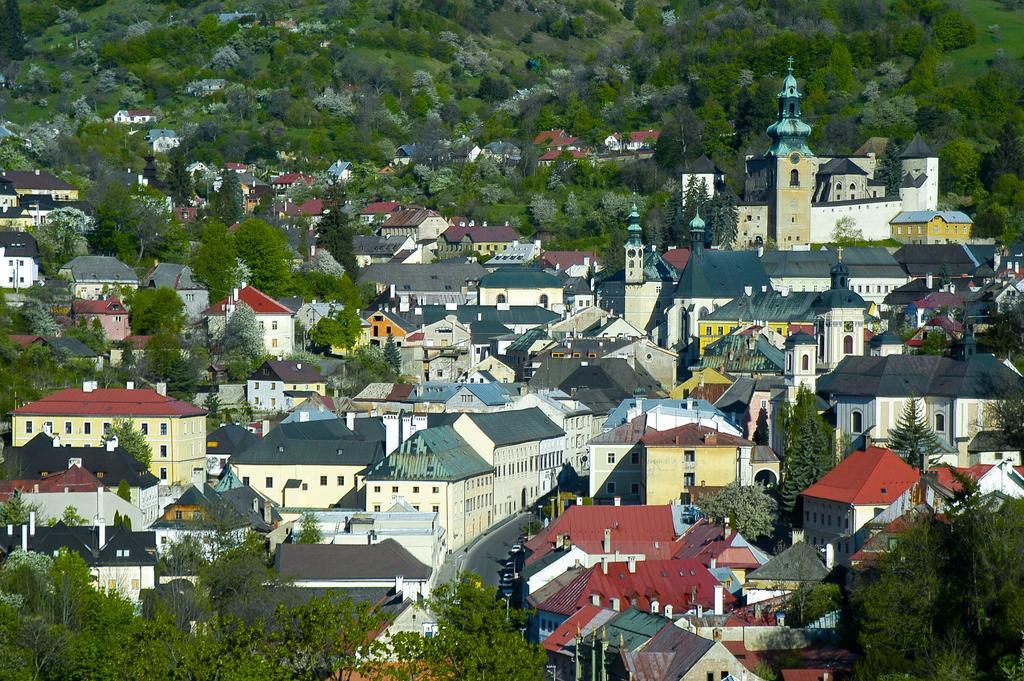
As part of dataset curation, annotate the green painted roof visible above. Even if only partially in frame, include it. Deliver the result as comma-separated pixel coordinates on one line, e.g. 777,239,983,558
479,268,562,289
697,333,785,374
365,426,492,482
606,607,671,652
465,407,564,446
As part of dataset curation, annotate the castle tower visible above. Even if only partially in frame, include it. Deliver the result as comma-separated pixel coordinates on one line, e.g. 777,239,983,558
785,331,818,401
767,57,814,248
813,249,866,370
899,133,939,211
624,203,644,285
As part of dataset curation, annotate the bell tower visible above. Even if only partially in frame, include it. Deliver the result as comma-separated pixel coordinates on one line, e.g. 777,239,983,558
624,203,644,285
767,57,814,248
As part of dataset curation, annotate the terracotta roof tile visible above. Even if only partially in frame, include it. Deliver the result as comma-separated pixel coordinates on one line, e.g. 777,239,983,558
11,387,206,417
801,447,919,505
205,285,294,315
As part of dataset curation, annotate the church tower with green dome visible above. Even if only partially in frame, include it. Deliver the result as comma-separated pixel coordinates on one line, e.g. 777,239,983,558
624,203,644,285
767,57,815,248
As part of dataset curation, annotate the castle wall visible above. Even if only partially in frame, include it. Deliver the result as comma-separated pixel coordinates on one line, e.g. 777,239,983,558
810,199,903,242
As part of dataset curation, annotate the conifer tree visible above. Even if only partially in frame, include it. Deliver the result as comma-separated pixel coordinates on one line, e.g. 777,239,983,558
878,140,903,198
383,333,402,375
1,0,25,62
777,385,834,516
753,407,770,446
317,182,358,277
210,170,243,225
887,398,942,470
165,150,193,207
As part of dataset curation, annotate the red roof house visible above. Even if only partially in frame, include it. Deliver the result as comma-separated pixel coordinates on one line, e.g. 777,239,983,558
71,296,130,342
538,251,599,272
533,129,568,145
0,465,103,500
204,285,294,316
12,386,206,418
801,447,919,506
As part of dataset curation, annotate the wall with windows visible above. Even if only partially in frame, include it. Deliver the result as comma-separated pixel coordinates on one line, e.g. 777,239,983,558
229,462,366,514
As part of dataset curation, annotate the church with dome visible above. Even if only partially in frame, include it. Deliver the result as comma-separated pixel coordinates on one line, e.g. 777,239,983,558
734,58,939,248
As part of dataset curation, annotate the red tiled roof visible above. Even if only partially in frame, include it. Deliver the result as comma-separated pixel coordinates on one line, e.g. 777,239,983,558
224,162,248,170
550,136,579,147
8,334,41,348
385,384,415,401
72,297,127,315
440,225,519,244
381,207,442,228
361,201,402,215
535,559,731,617
539,149,587,161
205,285,294,315
271,172,314,186
641,423,752,448
539,251,598,271
628,130,661,142
913,291,964,310
11,387,206,417
0,466,102,500
541,605,607,653
525,504,679,565
276,199,324,217
533,130,568,145
661,248,690,271
801,447,919,505
670,519,763,570
125,109,152,116
930,463,993,492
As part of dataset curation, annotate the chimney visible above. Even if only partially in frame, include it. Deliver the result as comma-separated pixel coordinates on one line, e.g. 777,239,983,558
52,435,61,448
710,557,717,569
263,500,273,525
603,528,611,553
791,528,805,545
926,272,933,289
296,363,302,370
21,524,27,552
346,411,356,430
29,511,35,536
232,287,240,302
83,381,95,393
105,436,118,452
825,543,835,570
723,515,730,533
126,381,134,390
627,555,636,573
156,382,167,396
600,556,608,574
744,286,752,296
713,584,724,615
613,496,621,507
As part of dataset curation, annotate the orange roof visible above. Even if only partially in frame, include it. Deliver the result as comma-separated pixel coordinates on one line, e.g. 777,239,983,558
801,447,919,505
11,387,206,417
533,129,567,145
525,505,680,565
205,285,293,316
930,463,994,492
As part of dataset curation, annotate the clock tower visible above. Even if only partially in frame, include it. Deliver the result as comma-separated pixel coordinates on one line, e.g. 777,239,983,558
767,58,814,247
624,203,644,285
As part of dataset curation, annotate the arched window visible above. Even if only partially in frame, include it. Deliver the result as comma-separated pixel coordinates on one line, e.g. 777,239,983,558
852,410,863,433
790,169,800,186
801,353,809,371
935,413,945,432
787,353,793,372
843,334,854,354
539,294,549,309
849,183,856,191
496,294,506,304
835,182,842,191
818,334,825,360
788,103,795,116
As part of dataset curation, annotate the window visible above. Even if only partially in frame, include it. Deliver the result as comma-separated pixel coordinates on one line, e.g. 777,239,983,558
684,450,696,462
265,477,273,488
790,168,800,186
24,420,32,434
160,467,167,481
174,510,183,520
684,473,695,487
373,485,381,493
630,451,639,465
337,476,345,485
320,476,328,486
843,334,854,354
374,505,381,512
935,413,945,432
496,294,506,304
852,410,863,433
64,421,72,434
242,477,250,486
140,422,148,435
160,423,168,436
160,445,168,458
630,483,639,495
606,482,616,494
413,486,420,493
539,294,549,309
432,486,439,494
103,422,111,435
801,353,809,371
272,321,278,330
607,452,615,464
392,486,399,493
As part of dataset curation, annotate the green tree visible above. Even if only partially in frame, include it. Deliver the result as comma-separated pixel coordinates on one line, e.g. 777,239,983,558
0,491,38,525
128,287,186,335
878,140,904,198
753,407,769,446
383,334,402,374
697,482,777,539
144,334,199,401
706,191,738,249
209,170,243,225
233,218,292,295
309,305,361,352
165,150,193,207
887,398,942,470
777,385,834,516
317,182,358,277
941,139,982,196
50,505,88,526
192,220,238,302
103,418,153,468
1,0,25,62
933,11,976,51
116,479,131,502
786,582,842,627
219,302,265,364
294,513,322,544
825,42,855,92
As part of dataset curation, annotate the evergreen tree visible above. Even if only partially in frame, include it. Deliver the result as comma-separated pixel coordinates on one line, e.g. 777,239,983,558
165,150,193,207
706,192,738,249
983,120,1024,186
602,222,625,274
316,183,358,277
116,479,131,502
384,333,402,374
887,398,942,470
210,170,243,225
0,0,25,62
103,419,153,468
192,220,238,302
681,176,709,234
664,181,687,246
878,139,904,198
777,385,834,516
753,407,769,446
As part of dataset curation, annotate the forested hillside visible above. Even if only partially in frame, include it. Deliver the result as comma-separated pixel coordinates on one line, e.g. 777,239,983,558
3,0,1024,256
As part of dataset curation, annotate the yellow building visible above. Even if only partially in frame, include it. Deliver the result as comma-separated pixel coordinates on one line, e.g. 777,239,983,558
11,383,206,485
364,425,494,551
436,224,520,260
640,423,755,505
890,210,973,244
671,368,734,401
0,170,80,201
477,268,564,313
464,355,516,383
697,289,820,354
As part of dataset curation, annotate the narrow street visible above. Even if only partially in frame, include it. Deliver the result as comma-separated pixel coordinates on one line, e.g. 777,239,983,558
436,512,530,587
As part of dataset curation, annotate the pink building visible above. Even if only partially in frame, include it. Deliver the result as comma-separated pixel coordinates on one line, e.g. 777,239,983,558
71,297,130,341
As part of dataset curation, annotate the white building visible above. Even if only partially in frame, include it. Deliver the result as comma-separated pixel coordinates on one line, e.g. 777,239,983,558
113,109,156,125
0,231,40,289
205,285,295,358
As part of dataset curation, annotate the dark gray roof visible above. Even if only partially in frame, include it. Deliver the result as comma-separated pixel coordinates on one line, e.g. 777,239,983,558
675,251,770,299
60,256,137,284
968,430,1016,453
464,407,563,446
0,522,156,567
892,244,977,277
249,359,325,383
686,155,724,174
143,263,203,290
528,358,663,414
13,433,159,488
817,157,868,176
411,305,559,327
900,172,927,189
0,230,38,257
746,541,827,582
818,353,1022,399
43,336,99,358
761,247,905,281
901,133,935,159
231,418,385,467
365,425,492,481
206,424,258,457
352,234,409,256
275,539,431,580
358,262,486,293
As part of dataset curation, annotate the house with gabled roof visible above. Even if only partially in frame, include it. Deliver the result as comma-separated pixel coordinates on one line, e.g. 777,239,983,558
378,207,448,241
143,263,209,319
152,482,280,553
71,296,129,341
59,255,139,299
246,359,326,411
113,109,155,124
275,539,433,597
0,230,40,288
205,284,295,357
1,169,79,200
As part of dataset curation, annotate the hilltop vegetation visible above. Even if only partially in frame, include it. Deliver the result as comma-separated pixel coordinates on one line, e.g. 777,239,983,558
3,0,1024,256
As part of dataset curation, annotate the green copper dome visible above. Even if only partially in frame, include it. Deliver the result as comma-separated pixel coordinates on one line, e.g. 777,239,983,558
766,57,813,157
626,202,643,246
689,209,705,230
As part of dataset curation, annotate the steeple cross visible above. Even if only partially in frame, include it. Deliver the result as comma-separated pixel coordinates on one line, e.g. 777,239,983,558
786,56,794,72
837,245,844,261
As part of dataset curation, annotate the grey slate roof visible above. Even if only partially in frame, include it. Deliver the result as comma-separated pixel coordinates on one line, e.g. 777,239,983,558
463,407,563,446
0,230,38,257
13,433,159,488
365,425,492,481
143,263,204,290
703,290,820,323
675,250,770,299
231,418,385,467
817,353,1022,399
412,305,559,327
901,132,935,159
892,244,978,277
528,358,663,414
761,247,905,280
817,157,868,176
275,539,431,580
358,262,486,292
61,255,138,284
697,334,785,375
746,541,827,582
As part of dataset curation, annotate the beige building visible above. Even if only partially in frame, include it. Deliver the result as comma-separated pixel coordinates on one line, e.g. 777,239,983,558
228,418,385,514
477,268,564,313
58,256,139,300
515,391,599,473
10,383,206,485
205,284,295,358
640,424,757,505
364,426,493,550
